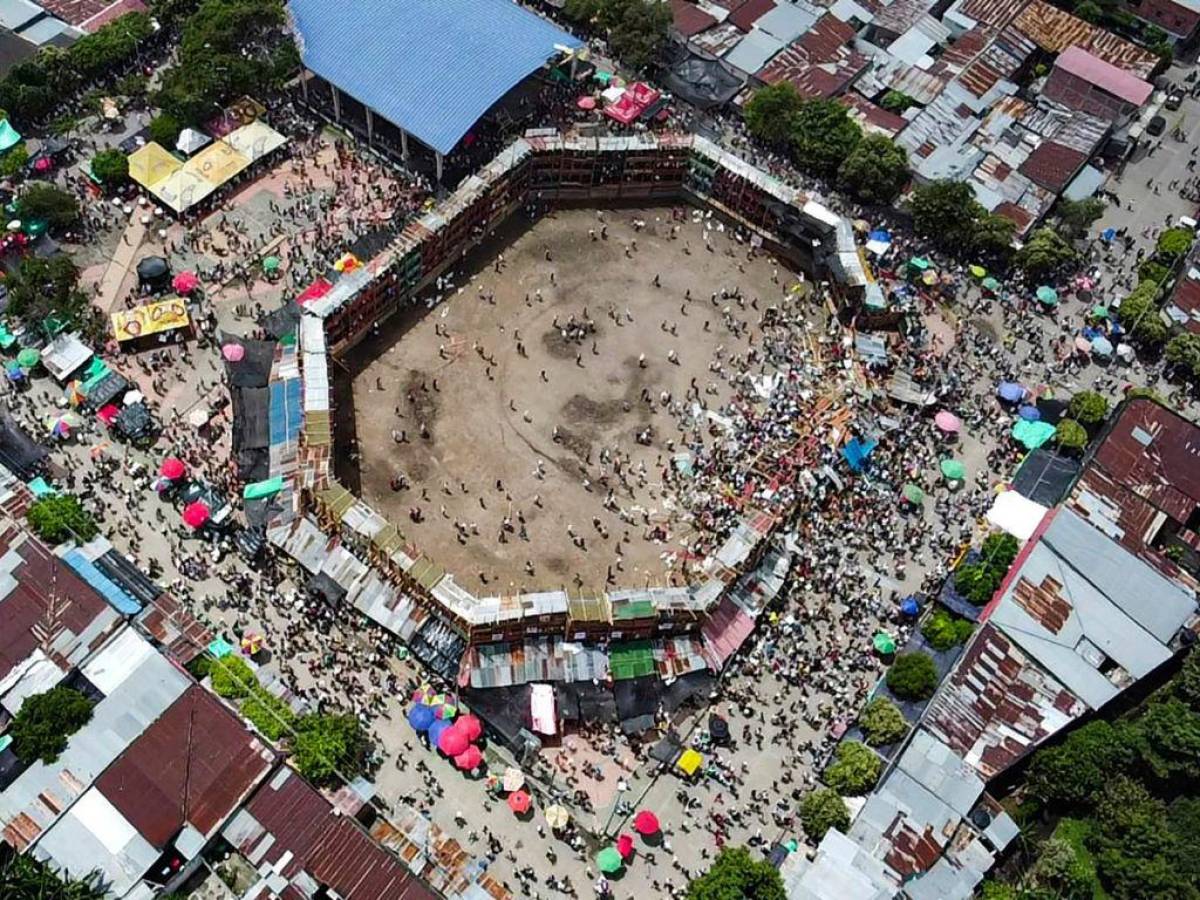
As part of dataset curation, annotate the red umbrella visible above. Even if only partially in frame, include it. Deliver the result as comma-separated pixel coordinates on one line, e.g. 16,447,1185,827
160,457,186,480
454,744,483,771
633,810,660,835
456,713,482,742
437,723,469,757
616,834,635,859
182,501,210,529
507,790,532,814
577,95,597,110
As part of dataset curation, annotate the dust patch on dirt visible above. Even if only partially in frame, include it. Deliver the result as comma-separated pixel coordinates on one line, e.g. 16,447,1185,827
402,369,440,430
540,320,605,360
562,393,627,427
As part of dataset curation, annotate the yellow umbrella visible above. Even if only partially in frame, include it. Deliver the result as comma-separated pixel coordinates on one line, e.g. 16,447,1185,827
544,805,570,829
677,748,703,776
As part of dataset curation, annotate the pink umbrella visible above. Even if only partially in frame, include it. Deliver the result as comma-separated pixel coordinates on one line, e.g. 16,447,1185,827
160,457,186,480
222,343,245,362
182,501,209,529
438,724,470,757
507,790,532,814
34,157,51,172
577,96,597,110
454,744,483,771
616,834,635,859
173,271,200,293
1073,335,1093,354
633,810,660,835
456,714,482,742
934,410,962,433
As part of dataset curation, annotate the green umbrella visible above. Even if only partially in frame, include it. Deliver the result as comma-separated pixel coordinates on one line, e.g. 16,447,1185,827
1036,285,1058,304
262,255,281,273
981,276,1001,292
909,257,930,271
23,219,47,238
16,348,39,369
873,632,896,654
1012,419,1057,450
902,483,925,504
969,264,987,278
1090,304,1110,319
940,459,966,481
597,847,623,873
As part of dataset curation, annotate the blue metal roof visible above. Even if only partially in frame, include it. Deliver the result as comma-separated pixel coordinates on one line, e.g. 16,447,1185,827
289,0,581,155
62,548,142,616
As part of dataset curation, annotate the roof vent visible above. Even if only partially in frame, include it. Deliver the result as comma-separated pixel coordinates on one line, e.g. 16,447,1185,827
970,808,993,830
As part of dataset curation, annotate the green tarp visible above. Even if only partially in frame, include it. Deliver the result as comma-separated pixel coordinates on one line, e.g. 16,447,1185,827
243,476,284,500
1012,419,1057,450
0,120,21,154
27,477,54,497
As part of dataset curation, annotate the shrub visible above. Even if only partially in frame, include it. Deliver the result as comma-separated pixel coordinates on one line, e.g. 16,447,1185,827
921,609,975,650
240,691,295,741
209,655,255,699
10,686,93,763
91,148,128,188
954,562,998,605
824,740,882,795
859,697,909,746
886,652,939,700
686,847,786,900
800,788,850,841
1138,259,1170,285
148,112,181,147
1068,390,1109,425
18,181,80,229
0,142,28,177
293,712,367,786
26,494,97,544
1156,226,1193,259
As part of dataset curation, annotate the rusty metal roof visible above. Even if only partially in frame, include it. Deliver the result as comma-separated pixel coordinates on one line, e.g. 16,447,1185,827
1010,0,1158,77
758,14,868,98
923,622,1086,778
1017,140,1087,191
672,0,719,36
225,767,435,900
95,685,275,848
1168,269,1200,335
958,0,1027,26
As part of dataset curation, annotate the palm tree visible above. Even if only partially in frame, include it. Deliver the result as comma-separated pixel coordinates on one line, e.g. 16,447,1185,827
0,853,108,900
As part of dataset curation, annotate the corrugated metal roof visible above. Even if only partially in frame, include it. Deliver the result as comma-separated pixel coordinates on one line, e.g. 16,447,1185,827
226,767,434,899
1054,45,1153,105
724,27,786,73
1010,0,1158,77
758,14,868,99
1017,140,1087,192
289,0,581,155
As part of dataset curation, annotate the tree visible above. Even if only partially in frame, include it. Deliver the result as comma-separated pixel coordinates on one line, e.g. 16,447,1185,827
1068,390,1109,425
1055,419,1089,453
1138,259,1170,285
1026,720,1142,805
1028,837,1093,899
1089,777,1190,900
1055,197,1105,237
4,254,88,327
921,608,975,650
1177,650,1200,711
800,788,850,841
1074,1,1104,22
148,112,181,147
26,493,98,544
824,740,882,794
1118,281,1168,346
791,98,861,178
1014,227,1077,278
1165,333,1200,382
607,0,671,71
879,90,917,113
292,712,367,786
10,686,94,763
1139,698,1200,780
91,148,128,188
838,135,908,204
687,846,786,900
209,655,256,699
744,82,804,146
18,181,80,229
0,142,28,178
953,562,998,604
909,180,982,252
1156,226,1193,259
886,652,939,700
973,212,1016,257
0,854,107,899
858,696,909,746
981,531,1019,569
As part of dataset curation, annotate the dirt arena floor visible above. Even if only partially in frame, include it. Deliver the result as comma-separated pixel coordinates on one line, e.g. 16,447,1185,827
348,206,792,594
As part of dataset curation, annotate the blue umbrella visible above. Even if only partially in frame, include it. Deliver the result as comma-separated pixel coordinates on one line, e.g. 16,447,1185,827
1091,335,1114,356
867,229,891,243
900,596,920,616
1018,405,1041,421
1102,227,1116,242
997,381,1024,403
408,703,435,732
5,362,24,382
428,717,452,749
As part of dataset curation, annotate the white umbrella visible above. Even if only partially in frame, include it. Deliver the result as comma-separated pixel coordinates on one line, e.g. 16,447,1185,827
502,767,525,792
188,407,211,428
140,214,152,225
123,390,144,406
6,220,19,232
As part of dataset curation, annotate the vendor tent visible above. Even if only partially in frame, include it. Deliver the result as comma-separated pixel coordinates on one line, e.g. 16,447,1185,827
0,120,21,154
39,332,92,382
128,142,182,190
175,128,211,156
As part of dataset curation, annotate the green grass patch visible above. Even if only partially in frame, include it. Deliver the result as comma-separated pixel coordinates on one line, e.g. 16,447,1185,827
1053,817,1109,900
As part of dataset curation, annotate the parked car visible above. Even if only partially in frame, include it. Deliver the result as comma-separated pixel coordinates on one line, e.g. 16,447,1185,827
1166,90,1184,110
1147,115,1167,136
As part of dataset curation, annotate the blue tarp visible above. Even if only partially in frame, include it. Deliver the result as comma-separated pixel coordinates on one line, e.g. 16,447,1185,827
268,377,303,446
289,0,582,155
62,548,141,615
841,437,878,472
